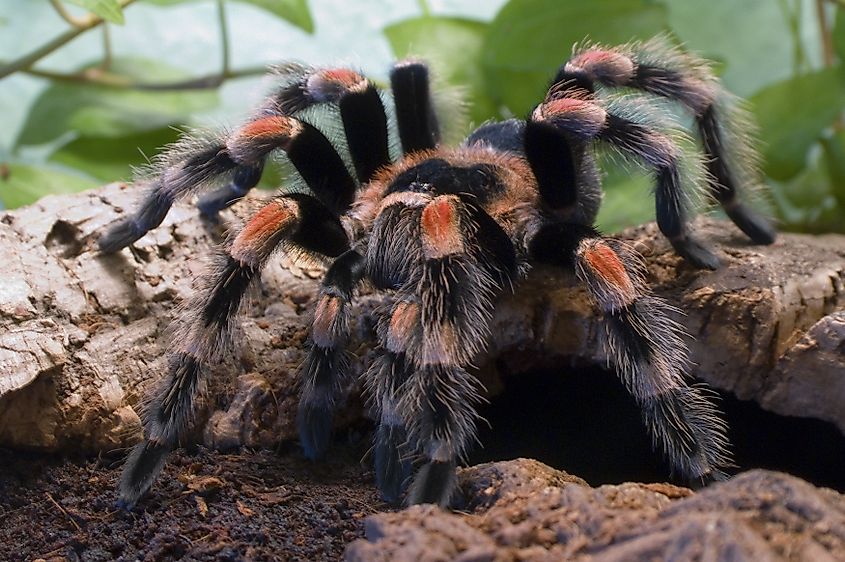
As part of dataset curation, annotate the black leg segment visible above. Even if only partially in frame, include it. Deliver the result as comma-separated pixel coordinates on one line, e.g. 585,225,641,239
390,61,440,154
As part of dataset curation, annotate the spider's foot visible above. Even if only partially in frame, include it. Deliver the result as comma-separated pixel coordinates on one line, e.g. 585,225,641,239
297,400,333,461
374,424,412,505
406,460,457,507
725,203,777,245
688,467,729,490
670,235,721,270
117,440,170,510
99,220,146,254
196,182,251,221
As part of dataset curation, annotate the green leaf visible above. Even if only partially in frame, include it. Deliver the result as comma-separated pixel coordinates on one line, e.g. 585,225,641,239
751,67,845,181
482,0,667,117
385,16,494,125
0,163,98,209
15,58,218,147
665,0,818,97
49,127,183,182
143,0,314,33
65,0,125,24
594,165,655,233
821,130,845,211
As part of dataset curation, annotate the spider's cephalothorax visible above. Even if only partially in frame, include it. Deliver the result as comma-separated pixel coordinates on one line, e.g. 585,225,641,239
104,37,769,509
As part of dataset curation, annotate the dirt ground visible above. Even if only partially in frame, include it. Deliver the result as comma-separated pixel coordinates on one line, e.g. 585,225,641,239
0,437,386,562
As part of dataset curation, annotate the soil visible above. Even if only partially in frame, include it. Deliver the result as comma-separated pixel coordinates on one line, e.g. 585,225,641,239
0,436,386,562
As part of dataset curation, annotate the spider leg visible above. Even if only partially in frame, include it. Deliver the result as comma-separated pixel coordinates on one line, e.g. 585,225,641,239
368,194,516,506
556,38,776,244
390,61,440,154
529,222,731,484
364,350,414,504
99,66,375,253
532,97,720,269
118,194,349,509
297,249,367,460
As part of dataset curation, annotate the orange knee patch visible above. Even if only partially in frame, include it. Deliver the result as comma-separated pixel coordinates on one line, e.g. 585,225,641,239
533,98,607,134
583,242,636,299
387,301,419,353
568,49,636,83
238,116,299,142
420,197,464,259
231,199,299,265
312,295,342,348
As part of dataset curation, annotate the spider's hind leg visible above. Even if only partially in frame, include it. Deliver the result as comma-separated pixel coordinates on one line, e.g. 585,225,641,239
531,96,721,269
530,222,732,484
558,38,776,245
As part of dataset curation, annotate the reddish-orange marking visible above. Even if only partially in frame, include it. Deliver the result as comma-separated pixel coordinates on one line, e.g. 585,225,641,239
313,295,341,345
388,301,419,351
421,198,457,245
585,243,635,296
319,68,364,88
544,98,593,116
239,116,293,140
232,200,297,259
573,49,620,67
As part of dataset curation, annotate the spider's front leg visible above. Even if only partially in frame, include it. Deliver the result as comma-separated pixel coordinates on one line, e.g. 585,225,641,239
99,65,386,253
366,194,517,506
530,223,731,484
118,194,350,509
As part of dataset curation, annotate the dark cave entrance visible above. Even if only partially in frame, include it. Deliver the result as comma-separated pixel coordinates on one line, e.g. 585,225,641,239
467,365,845,492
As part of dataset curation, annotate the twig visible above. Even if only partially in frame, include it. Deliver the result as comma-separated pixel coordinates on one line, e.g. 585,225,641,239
19,65,267,90
49,0,88,28
0,0,136,81
45,491,82,533
817,0,835,66
101,24,113,70
217,0,230,76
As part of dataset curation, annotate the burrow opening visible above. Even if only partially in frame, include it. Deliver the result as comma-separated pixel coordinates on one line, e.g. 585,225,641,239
467,366,845,492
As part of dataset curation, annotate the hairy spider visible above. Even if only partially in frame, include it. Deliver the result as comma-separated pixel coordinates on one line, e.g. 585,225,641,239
103,36,772,509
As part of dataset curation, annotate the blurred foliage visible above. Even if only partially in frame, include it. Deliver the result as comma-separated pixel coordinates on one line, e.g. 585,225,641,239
0,0,843,235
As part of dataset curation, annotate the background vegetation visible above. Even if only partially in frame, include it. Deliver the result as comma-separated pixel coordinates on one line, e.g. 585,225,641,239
1,0,843,233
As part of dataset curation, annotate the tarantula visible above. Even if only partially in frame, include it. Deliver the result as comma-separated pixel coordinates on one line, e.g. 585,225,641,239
102,37,774,509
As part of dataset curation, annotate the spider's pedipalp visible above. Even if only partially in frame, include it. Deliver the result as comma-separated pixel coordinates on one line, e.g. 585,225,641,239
390,61,440,154
365,350,414,504
118,194,349,508
557,37,776,246
298,249,367,460
369,194,515,506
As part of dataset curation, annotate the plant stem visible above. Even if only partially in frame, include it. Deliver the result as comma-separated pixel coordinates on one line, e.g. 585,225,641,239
20,64,267,90
0,0,137,81
417,0,431,17
817,0,835,66
49,0,88,28
101,24,113,70
217,0,230,75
